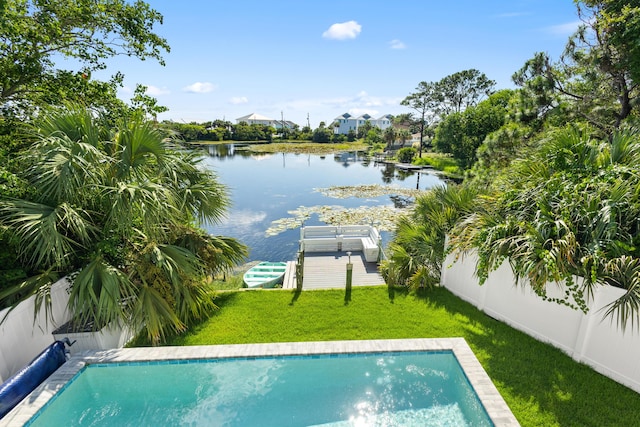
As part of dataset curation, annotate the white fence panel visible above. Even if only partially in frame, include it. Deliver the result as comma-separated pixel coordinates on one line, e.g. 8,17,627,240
441,250,640,394
481,261,585,355
576,285,640,392
441,253,485,307
0,278,71,383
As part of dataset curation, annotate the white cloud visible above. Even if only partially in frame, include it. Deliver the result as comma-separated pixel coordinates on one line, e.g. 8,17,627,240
546,20,582,36
145,85,170,96
389,39,406,50
183,82,218,93
322,20,362,40
348,108,380,118
496,12,530,18
229,96,249,104
286,91,399,119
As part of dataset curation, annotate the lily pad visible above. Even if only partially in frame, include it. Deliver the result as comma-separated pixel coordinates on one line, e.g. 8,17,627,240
314,184,422,199
264,184,420,237
265,204,408,237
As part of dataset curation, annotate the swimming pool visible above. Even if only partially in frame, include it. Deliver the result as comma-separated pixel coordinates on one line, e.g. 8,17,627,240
1,339,519,426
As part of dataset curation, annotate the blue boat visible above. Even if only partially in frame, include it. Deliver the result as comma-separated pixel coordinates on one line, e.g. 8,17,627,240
243,262,287,288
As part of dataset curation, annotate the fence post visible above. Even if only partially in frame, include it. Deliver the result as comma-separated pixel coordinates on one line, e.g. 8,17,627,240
346,251,353,290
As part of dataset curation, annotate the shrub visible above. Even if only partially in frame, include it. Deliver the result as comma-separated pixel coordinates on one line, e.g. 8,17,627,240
397,147,416,163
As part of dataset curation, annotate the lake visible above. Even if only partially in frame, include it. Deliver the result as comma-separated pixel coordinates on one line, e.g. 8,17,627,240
200,144,444,262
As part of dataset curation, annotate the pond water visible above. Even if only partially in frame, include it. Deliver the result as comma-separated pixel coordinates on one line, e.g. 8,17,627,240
200,144,444,262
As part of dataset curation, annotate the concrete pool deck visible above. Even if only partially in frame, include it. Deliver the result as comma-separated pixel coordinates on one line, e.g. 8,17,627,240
1,338,520,426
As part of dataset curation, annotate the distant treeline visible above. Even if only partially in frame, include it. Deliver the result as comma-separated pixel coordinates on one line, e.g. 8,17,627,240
160,119,389,144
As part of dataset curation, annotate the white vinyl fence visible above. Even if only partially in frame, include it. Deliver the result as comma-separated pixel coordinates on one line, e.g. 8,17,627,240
0,278,71,383
441,251,640,394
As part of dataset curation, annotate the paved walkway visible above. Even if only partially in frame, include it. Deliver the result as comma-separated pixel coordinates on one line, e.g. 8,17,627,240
283,251,385,290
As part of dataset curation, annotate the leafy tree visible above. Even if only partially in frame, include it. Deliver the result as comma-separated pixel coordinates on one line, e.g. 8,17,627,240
392,113,414,127
474,122,534,174
579,0,640,84
513,2,640,133
130,84,169,121
232,122,274,141
401,81,439,158
364,128,382,146
434,90,510,169
0,0,169,115
298,125,313,141
356,120,374,139
0,106,247,343
312,122,332,143
331,133,346,143
436,69,496,115
385,2,640,327
169,122,208,141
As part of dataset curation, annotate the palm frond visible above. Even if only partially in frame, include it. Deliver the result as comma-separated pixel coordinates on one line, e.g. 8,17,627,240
68,257,137,330
131,285,185,345
143,243,204,287
601,256,640,332
0,199,95,270
0,270,60,325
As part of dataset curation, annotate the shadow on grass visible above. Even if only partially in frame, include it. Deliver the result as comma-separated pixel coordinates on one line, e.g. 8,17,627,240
387,284,396,302
418,287,640,427
344,283,352,305
289,289,302,305
131,292,242,347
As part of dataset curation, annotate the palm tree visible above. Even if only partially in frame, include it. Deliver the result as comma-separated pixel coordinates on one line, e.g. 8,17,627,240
383,126,396,150
397,129,411,147
381,185,480,289
0,106,247,343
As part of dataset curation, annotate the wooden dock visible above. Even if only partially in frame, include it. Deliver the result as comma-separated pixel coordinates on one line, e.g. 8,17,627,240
282,251,385,290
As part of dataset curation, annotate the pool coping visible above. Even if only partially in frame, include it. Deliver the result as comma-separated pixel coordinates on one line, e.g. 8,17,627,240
1,338,520,426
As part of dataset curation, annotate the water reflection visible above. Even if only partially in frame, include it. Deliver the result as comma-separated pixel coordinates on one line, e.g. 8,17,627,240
380,163,396,184
204,143,252,159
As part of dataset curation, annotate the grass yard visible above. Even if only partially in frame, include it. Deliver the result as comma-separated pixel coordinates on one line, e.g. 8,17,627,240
158,286,640,427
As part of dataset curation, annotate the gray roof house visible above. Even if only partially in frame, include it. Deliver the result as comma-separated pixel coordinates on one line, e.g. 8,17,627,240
236,113,296,129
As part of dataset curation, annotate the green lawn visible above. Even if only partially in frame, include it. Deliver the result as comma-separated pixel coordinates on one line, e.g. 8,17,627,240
159,286,640,427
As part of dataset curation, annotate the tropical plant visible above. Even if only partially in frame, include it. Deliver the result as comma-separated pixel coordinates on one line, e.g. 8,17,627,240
0,106,247,343
397,129,411,146
383,126,396,150
381,185,480,289
452,126,640,329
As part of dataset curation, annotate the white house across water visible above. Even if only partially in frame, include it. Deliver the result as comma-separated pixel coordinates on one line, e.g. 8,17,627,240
332,113,393,135
236,113,297,130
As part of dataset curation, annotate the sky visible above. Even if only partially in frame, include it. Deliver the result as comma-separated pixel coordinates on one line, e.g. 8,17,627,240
97,0,584,129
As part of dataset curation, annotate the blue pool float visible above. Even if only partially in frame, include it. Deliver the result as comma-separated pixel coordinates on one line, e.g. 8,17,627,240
0,339,73,419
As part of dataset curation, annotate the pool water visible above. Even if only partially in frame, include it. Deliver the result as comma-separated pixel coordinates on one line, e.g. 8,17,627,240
27,351,492,427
